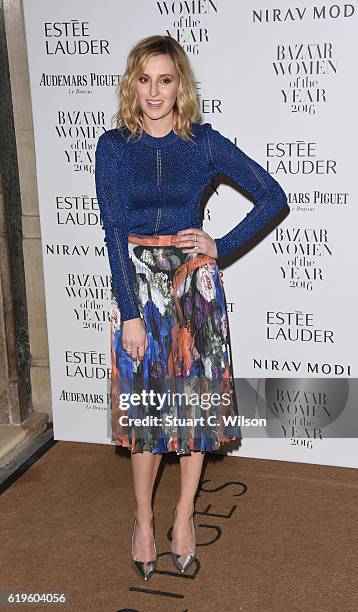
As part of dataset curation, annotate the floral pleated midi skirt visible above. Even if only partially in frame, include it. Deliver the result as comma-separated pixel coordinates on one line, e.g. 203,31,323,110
109,233,242,455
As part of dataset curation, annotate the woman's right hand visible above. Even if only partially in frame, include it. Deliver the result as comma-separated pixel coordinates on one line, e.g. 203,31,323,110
122,317,148,364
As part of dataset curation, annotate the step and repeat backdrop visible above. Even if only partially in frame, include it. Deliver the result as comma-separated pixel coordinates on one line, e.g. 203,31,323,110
23,0,357,468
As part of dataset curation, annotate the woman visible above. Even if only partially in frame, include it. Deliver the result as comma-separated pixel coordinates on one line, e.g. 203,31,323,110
95,35,289,581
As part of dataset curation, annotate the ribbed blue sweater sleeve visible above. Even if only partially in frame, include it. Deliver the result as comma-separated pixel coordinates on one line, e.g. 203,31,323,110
204,123,289,260
94,131,141,322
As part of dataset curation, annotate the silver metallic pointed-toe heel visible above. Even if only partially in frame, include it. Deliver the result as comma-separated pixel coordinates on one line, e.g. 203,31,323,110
131,516,157,581
171,506,196,573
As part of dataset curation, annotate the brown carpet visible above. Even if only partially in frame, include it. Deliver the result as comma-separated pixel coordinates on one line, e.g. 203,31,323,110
1,441,358,612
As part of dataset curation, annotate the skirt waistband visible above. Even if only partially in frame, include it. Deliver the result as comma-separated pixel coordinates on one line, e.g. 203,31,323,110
128,233,176,246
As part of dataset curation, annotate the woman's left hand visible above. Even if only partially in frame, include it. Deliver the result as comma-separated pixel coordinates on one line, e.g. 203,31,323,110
172,228,218,258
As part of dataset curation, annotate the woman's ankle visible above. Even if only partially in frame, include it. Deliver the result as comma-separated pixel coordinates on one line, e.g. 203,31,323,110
134,507,154,524
174,501,194,519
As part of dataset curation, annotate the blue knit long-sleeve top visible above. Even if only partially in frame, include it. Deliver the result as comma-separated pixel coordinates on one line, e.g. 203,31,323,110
94,121,289,322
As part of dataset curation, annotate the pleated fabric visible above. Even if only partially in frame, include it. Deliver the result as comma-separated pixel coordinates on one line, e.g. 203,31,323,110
110,241,242,455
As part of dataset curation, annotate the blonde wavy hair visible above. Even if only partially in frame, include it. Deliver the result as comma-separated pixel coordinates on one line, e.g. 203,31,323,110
112,35,201,143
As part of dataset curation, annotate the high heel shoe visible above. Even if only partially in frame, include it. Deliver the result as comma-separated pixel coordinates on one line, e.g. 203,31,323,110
171,506,196,573
131,515,157,581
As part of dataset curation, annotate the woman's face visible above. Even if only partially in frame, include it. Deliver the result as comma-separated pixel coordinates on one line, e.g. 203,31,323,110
135,53,179,126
